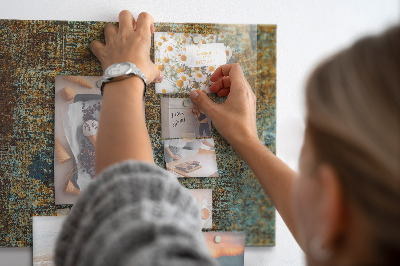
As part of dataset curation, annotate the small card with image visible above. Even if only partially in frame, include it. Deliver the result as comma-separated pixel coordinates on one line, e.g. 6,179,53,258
190,189,212,229
204,232,245,266
164,138,219,178
161,97,212,139
154,32,235,94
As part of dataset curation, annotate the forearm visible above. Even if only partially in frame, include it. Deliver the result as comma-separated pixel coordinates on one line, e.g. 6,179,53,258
233,137,298,240
166,146,174,157
95,77,154,175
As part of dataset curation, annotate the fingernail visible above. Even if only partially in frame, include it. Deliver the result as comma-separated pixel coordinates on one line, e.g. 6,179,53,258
156,72,164,83
190,90,199,100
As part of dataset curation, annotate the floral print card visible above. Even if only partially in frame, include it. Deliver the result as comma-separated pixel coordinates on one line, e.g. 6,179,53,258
154,32,235,94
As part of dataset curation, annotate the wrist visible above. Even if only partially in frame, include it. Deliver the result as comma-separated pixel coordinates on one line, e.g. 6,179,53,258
230,131,261,151
102,76,145,97
100,62,148,96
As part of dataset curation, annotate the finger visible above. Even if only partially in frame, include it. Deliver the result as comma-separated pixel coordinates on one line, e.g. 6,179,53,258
118,10,135,35
104,23,118,44
209,76,231,93
154,71,164,83
190,90,217,119
210,63,243,83
217,88,230,97
89,40,105,60
150,63,164,83
136,12,154,36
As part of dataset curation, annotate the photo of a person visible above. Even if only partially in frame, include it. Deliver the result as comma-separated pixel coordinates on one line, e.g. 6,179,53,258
164,138,218,177
161,98,213,139
164,144,183,163
188,106,211,137
164,139,215,163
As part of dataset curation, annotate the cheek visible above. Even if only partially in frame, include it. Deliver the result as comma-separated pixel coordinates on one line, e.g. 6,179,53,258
292,176,319,248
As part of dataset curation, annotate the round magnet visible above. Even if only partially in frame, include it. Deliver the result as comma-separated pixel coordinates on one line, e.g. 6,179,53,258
214,235,222,244
183,98,192,107
193,35,201,44
96,80,102,88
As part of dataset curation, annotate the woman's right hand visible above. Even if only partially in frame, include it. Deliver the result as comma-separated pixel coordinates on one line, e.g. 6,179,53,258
90,10,163,84
190,63,258,148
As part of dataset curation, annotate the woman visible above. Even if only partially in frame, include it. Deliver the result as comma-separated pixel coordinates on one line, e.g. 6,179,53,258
164,139,215,163
55,10,400,266
187,106,211,137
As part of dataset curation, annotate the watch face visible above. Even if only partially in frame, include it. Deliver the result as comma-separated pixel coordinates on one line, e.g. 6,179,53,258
106,62,131,77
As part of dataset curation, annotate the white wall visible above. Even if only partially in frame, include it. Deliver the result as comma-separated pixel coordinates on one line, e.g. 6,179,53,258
0,1,398,265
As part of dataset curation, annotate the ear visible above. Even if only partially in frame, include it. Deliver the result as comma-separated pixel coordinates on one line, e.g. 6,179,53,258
316,164,347,250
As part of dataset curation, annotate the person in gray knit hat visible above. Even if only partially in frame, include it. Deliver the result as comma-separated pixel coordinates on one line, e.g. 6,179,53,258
55,9,400,266
55,10,217,266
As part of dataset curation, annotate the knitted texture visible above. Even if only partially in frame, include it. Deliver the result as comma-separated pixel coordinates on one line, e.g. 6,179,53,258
54,160,216,266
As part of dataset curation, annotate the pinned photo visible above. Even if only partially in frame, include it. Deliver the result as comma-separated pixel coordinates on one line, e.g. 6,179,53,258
190,189,213,229
161,97,212,139
154,32,235,94
33,216,66,266
204,232,245,266
164,138,219,177
54,75,102,205
54,75,145,204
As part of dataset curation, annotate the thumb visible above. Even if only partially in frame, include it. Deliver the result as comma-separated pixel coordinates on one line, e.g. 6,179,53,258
190,90,216,116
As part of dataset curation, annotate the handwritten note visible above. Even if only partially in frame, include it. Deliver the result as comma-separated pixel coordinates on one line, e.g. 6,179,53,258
166,99,196,138
184,43,227,67
171,111,186,128
161,98,212,139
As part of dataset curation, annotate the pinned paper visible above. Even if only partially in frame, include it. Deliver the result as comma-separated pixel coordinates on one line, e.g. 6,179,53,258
204,232,245,266
184,43,227,67
164,138,218,178
154,32,235,94
190,189,213,229
161,98,212,139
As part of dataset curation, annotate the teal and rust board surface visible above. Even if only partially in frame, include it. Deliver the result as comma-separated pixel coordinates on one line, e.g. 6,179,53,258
0,20,276,247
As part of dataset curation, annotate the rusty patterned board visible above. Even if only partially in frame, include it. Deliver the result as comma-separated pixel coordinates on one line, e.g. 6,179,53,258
0,20,276,247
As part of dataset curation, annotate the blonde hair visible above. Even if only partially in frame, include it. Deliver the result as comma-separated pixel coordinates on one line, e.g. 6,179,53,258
305,26,400,264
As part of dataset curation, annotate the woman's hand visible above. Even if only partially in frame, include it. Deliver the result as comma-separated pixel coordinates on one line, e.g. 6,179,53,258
190,63,258,148
172,154,181,161
90,10,162,83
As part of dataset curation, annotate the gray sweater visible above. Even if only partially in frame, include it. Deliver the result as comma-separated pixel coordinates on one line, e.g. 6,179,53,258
55,160,217,266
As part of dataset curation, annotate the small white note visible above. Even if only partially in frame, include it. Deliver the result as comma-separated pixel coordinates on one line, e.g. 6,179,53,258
184,43,227,67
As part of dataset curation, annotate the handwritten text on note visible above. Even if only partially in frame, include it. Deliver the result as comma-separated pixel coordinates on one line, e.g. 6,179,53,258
184,43,227,67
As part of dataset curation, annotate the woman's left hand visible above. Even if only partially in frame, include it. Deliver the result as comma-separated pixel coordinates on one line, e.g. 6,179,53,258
90,10,163,83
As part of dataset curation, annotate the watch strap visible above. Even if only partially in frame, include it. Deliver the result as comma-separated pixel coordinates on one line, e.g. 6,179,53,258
99,62,148,97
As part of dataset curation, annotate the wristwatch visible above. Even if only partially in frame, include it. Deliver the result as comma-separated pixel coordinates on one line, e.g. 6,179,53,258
97,62,148,96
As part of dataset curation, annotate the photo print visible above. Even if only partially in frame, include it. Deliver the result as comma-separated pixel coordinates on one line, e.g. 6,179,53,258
161,97,212,139
154,32,235,94
54,75,102,204
190,189,213,229
164,138,219,178
32,216,241,266
33,216,66,266
204,232,245,266
54,75,145,204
